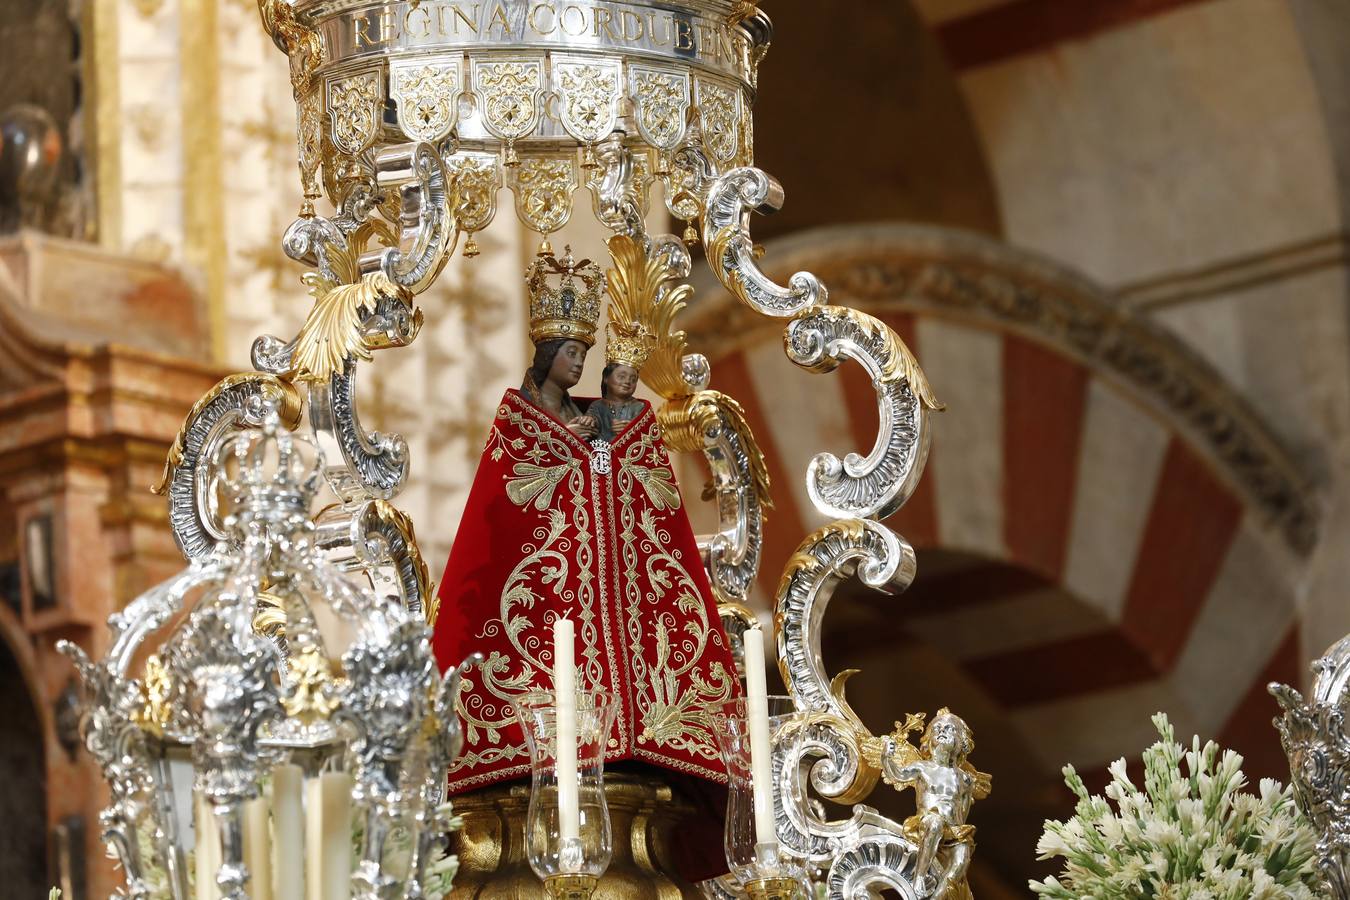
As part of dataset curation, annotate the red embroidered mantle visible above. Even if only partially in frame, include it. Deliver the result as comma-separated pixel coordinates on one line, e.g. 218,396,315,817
433,389,738,794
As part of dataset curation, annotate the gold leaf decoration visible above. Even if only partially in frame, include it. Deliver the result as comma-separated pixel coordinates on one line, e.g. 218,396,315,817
657,390,773,512
604,234,696,400
292,272,412,383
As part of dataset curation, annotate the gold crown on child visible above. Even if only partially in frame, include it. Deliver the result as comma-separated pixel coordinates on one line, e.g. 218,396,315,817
526,248,603,347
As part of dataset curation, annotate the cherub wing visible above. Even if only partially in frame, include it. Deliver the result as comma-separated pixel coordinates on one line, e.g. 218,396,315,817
962,762,992,800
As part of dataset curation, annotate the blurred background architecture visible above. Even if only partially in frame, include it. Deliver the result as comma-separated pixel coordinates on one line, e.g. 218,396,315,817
2,0,1349,895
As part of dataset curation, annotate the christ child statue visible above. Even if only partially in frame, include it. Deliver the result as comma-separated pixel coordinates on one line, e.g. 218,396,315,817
590,363,642,441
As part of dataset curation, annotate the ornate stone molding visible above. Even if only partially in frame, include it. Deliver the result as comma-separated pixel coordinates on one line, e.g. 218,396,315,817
686,223,1320,556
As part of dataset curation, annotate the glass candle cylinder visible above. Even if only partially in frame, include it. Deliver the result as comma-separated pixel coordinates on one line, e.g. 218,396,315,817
515,689,618,886
711,696,810,895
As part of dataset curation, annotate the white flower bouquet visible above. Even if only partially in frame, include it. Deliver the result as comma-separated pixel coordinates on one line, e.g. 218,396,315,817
1031,713,1322,899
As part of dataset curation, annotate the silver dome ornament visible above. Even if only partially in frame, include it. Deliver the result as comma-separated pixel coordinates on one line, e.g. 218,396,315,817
59,410,477,900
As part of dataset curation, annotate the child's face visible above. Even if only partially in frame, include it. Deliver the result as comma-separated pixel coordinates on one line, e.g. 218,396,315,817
606,364,638,400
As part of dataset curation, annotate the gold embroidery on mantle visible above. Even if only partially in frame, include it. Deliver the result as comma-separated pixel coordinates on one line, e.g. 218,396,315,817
452,398,602,777
616,422,732,756
450,395,729,785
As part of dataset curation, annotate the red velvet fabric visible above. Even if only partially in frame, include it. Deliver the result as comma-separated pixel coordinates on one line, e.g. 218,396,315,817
433,390,739,810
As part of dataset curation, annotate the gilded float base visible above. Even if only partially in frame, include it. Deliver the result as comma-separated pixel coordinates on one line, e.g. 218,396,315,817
544,873,599,900
450,771,705,899
745,876,798,900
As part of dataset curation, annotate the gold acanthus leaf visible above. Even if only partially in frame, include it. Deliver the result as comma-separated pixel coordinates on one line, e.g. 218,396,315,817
292,272,412,383
604,234,696,400
812,307,945,412
868,313,944,412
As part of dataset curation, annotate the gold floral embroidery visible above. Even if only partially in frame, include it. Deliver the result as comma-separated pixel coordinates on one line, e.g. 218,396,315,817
451,397,728,784
615,422,732,755
452,399,603,776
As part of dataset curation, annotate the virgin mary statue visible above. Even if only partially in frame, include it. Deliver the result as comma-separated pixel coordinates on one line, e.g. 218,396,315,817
431,249,739,847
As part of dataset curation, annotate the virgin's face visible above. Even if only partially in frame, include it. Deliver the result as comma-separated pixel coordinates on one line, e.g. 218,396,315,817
548,340,588,390
606,364,638,401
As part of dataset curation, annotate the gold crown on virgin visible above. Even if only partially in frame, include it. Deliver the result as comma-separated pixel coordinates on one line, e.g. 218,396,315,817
526,247,603,347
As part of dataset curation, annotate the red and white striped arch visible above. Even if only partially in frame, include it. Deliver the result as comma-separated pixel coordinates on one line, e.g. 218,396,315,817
678,224,1316,777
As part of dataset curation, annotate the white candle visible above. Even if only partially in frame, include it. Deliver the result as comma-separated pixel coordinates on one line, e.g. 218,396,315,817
242,795,273,900
271,765,305,900
194,792,218,900
306,772,353,900
553,617,581,846
743,628,777,849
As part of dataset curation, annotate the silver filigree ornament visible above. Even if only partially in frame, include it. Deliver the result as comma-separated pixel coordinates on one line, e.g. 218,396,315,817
688,156,987,899
1272,635,1350,898
61,411,476,900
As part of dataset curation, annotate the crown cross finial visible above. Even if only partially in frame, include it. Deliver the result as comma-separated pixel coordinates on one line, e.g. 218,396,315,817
526,246,603,347
216,411,324,532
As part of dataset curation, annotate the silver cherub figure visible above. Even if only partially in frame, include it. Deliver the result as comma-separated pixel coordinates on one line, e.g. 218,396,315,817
864,709,991,899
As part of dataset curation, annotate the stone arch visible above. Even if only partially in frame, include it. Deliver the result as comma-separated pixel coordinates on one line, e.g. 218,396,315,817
682,222,1316,773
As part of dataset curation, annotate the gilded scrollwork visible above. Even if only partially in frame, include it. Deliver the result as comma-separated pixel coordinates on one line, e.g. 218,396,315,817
448,152,503,254
257,0,323,98
784,306,942,521
704,166,828,316
630,66,691,152
292,272,418,383
391,58,463,144
326,71,383,156
555,58,621,146
512,155,578,239
696,77,741,164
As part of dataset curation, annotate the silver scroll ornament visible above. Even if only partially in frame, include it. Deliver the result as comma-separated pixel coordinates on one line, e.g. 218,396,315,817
1272,635,1350,898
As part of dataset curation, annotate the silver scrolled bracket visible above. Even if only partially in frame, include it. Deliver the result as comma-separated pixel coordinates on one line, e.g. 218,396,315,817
826,833,921,900
314,498,433,617
785,306,942,521
777,518,916,717
358,141,457,295
765,519,919,881
702,167,827,317
154,375,304,560
660,389,769,610
310,360,410,503
592,138,647,238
